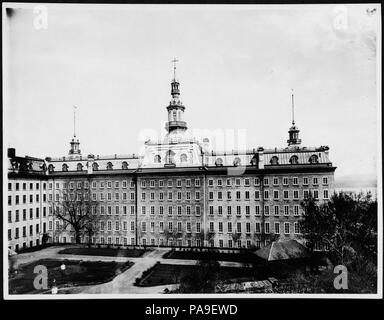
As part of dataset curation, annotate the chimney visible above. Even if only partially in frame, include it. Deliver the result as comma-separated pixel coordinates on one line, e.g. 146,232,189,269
8,148,16,158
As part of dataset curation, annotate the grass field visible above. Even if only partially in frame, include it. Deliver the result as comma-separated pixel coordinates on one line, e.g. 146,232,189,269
9,259,133,294
136,263,262,287
163,249,264,263
58,247,146,258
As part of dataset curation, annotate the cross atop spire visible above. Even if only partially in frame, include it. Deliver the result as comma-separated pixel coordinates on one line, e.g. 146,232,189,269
291,89,295,125
172,57,178,80
73,105,77,137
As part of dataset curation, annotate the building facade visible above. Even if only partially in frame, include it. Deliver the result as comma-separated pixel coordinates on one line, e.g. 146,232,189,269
7,148,49,251
7,70,336,250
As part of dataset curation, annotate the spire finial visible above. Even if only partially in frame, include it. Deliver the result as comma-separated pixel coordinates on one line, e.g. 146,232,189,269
291,89,295,125
73,105,77,137
172,57,178,80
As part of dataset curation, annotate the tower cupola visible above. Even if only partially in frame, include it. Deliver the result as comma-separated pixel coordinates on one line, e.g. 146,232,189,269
165,58,188,134
287,89,302,146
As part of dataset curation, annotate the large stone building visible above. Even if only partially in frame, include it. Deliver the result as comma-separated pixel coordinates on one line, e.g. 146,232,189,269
7,68,336,251
7,148,49,251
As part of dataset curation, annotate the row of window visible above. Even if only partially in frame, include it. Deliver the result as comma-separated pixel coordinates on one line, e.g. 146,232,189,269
8,223,45,240
8,194,47,205
48,175,329,191
208,189,329,200
208,176,328,187
52,219,299,240
8,208,45,222
8,182,46,191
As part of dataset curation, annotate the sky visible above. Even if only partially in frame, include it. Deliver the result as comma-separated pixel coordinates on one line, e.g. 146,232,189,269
3,4,380,180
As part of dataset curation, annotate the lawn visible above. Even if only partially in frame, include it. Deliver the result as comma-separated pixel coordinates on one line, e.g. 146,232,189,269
58,247,146,258
9,259,133,294
136,263,263,287
163,249,264,263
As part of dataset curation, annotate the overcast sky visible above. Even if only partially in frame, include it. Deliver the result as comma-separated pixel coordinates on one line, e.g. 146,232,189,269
3,4,380,179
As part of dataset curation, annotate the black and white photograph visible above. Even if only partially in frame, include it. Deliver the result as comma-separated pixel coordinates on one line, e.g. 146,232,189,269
2,2,382,300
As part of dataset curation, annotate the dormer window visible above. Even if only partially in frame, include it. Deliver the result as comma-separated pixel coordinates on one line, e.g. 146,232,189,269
122,161,128,170
48,164,55,173
233,157,241,166
107,162,113,170
92,162,99,171
62,164,68,172
180,154,188,163
289,155,299,165
270,156,279,165
154,155,161,163
77,163,83,171
215,158,223,166
309,154,319,164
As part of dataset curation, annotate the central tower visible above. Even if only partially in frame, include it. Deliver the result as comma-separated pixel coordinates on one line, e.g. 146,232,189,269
165,58,188,134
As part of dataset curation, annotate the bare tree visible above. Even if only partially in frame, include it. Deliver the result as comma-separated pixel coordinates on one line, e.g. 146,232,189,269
51,179,99,244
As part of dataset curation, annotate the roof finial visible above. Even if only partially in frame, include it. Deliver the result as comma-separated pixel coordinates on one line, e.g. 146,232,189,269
291,89,295,125
172,57,178,80
73,105,77,137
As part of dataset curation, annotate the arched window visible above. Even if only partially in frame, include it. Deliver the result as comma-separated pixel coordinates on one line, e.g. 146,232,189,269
309,154,319,164
270,156,279,165
122,161,128,170
289,155,299,165
180,154,188,162
233,157,241,166
215,158,223,166
92,162,99,171
172,110,177,121
48,164,55,173
165,150,175,164
106,162,113,170
77,163,83,171
154,155,161,163
62,163,68,172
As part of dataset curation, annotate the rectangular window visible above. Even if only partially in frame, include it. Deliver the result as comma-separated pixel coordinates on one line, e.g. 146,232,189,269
294,222,300,234
236,191,241,200
196,222,201,233
209,192,214,200
195,179,200,187
187,222,191,233
142,206,146,215
284,205,289,216
283,190,289,199
283,177,289,185
208,179,214,186
209,222,214,232
255,205,260,216
226,178,231,187
244,178,250,186
313,177,319,185
265,222,270,234
322,177,328,185
227,206,232,215
303,177,309,185
284,222,290,234
177,206,182,216
254,178,260,186
217,179,223,186
314,190,319,199
236,222,241,233
150,206,155,215
130,221,135,231
235,178,241,186
218,222,223,233
274,205,279,216
159,206,164,215
218,206,223,215
168,206,173,216
186,206,191,215
246,222,251,233
293,177,298,185
236,206,241,216
195,191,200,201
264,206,269,216
245,206,250,216
293,190,299,199
168,191,173,201
273,177,279,186
227,191,232,200
255,190,260,200
196,206,201,216
218,191,223,200
273,190,279,199
294,205,300,216
264,190,269,199
159,222,164,232
324,189,329,199
274,222,280,234
227,222,232,233
209,206,214,215
186,179,191,187
255,222,261,233
264,178,269,186
245,191,250,200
